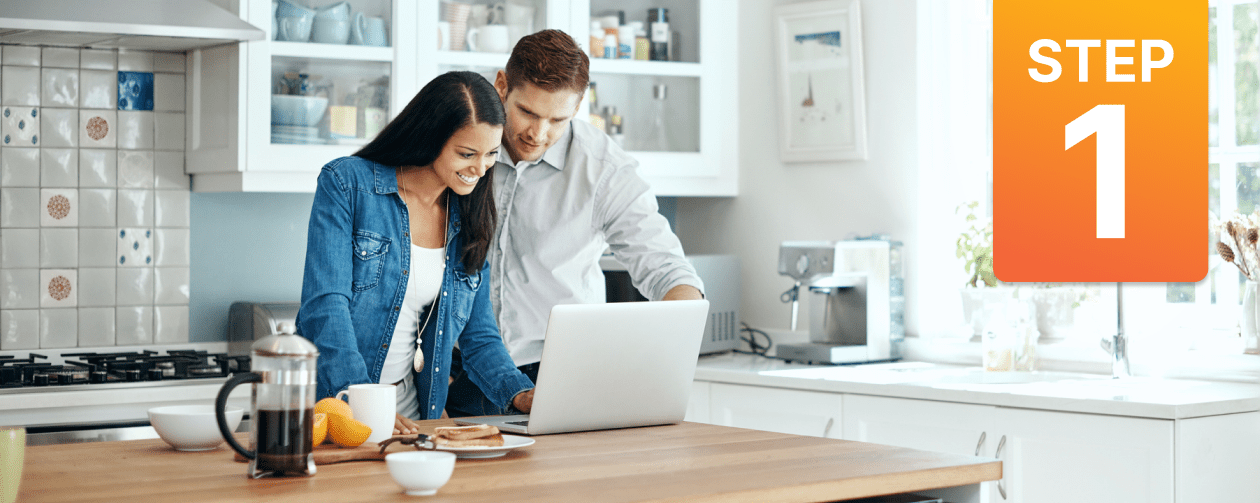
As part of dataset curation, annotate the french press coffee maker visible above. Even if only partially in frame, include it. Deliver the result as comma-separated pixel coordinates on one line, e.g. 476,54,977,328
216,321,319,478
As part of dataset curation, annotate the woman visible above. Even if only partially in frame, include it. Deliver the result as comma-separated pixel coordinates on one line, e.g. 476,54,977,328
296,71,534,435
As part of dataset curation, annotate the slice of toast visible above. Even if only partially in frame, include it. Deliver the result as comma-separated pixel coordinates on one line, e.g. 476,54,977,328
433,433,504,447
434,424,500,440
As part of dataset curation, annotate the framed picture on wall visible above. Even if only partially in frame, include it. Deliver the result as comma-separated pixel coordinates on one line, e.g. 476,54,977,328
773,0,868,162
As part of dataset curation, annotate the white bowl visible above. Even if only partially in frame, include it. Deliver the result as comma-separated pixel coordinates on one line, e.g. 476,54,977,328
147,405,243,452
385,451,456,496
271,94,329,127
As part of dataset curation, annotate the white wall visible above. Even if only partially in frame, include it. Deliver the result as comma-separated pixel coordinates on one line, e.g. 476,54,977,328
675,0,922,335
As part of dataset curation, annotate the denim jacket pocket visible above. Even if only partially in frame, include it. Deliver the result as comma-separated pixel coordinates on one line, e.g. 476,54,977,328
351,230,390,292
450,269,481,322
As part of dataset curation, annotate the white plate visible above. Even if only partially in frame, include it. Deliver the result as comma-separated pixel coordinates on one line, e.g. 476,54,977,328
431,434,534,459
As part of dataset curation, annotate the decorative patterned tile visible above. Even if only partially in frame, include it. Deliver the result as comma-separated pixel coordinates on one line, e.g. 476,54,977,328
116,110,153,149
1,66,40,106
39,108,78,148
79,189,117,228
154,73,185,112
3,106,40,147
116,267,153,305
40,148,78,187
1,46,40,66
154,267,189,305
80,70,117,109
0,188,39,228
79,149,117,188
77,268,116,307
79,229,117,267
154,305,188,343
78,307,115,347
117,50,154,72
153,151,187,189
115,306,153,345
79,110,116,148
0,229,38,269
1,147,40,187
80,49,116,70
41,68,79,108
155,190,189,228
117,72,154,111
41,47,79,69
39,269,77,308
153,228,188,267
116,228,153,267
39,229,77,269
0,269,38,309
39,308,77,348
40,188,78,227
153,53,186,74
154,112,184,150
0,310,39,350
117,150,154,188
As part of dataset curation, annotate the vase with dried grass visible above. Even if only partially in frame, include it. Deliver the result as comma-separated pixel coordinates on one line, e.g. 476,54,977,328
1213,213,1260,354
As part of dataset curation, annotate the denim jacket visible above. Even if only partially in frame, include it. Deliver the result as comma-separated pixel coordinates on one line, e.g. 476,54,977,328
295,156,533,419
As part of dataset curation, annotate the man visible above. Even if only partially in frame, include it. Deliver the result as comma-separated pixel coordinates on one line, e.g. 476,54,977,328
446,30,704,417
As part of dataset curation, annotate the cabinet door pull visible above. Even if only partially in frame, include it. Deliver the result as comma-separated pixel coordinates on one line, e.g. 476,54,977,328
822,417,834,438
974,431,986,456
995,435,1007,500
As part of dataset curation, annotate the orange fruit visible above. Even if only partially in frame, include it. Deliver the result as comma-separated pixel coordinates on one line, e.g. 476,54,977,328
315,397,353,420
328,412,372,448
312,413,328,446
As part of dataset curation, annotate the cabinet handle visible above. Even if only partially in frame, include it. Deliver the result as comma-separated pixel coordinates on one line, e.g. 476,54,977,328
995,435,1007,500
822,417,834,438
974,431,986,456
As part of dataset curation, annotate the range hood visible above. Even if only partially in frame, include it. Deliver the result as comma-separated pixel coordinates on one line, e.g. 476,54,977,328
0,0,265,52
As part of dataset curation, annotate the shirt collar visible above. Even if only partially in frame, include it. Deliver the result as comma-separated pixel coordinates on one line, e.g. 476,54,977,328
496,124,572,171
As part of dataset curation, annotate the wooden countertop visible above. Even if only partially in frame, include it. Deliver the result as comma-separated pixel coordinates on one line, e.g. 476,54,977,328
17,420,1000,502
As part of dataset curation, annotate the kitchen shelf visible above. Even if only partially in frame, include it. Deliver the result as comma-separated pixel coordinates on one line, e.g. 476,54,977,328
589,59,702,77
270,41,394,62
434,50,509,69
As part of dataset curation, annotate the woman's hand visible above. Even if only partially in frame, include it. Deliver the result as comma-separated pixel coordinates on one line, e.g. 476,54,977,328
511,389,535,413
393,413,421,435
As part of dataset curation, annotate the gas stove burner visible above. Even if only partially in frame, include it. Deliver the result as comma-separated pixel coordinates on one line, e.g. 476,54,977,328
1,349,249,389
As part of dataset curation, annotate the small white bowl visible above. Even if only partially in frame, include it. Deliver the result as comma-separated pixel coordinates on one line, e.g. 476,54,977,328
385,451,456,496
147,405,243,452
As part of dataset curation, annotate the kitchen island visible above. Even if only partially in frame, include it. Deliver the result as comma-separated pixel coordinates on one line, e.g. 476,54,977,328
18,419,999,502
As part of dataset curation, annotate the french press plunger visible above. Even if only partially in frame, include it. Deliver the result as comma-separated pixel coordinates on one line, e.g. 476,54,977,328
215,321,319,478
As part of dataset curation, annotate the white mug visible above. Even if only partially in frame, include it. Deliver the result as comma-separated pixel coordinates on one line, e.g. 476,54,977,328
466,24,510,53
335,383,396,444
437,21,451,50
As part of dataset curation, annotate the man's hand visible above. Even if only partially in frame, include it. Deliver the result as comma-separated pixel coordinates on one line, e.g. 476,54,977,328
512,388,535,413
662,284,703,301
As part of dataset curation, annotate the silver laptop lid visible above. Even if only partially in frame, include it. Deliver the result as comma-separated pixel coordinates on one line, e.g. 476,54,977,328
522,299,710,435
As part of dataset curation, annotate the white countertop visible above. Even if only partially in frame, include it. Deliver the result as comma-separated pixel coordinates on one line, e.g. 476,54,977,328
695,353,1260,420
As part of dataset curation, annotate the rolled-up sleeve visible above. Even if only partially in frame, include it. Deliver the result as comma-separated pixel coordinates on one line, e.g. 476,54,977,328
594,160,705,301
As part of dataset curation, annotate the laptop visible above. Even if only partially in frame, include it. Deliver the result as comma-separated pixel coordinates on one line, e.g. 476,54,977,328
454,299,710,435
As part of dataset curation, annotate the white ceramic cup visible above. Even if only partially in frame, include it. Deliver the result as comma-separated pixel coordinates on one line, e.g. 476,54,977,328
336,383,395,444
437,21,451,50
386,451,456,496
466,24,510,53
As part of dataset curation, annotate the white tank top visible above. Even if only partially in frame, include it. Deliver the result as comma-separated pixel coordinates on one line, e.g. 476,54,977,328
379,244,445,384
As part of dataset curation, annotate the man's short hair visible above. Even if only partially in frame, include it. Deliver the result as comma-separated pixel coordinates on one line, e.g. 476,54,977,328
504,29,590,95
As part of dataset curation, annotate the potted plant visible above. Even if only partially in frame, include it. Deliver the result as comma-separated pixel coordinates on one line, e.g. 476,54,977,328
956,202,1011,338
1212,211,1260,353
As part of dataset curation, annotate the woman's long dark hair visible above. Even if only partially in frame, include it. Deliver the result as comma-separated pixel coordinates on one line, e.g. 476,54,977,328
355,71,505,274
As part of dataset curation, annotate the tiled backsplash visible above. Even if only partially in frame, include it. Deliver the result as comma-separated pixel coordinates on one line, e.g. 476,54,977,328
0,45,190,350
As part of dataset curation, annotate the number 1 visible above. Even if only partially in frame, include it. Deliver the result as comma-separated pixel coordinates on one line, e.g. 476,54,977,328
1066,105,1125,239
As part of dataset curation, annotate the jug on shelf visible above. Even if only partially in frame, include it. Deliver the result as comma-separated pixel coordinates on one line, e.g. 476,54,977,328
216,321,319,479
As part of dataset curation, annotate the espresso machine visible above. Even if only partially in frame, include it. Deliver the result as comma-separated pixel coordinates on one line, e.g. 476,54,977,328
777,237,905,364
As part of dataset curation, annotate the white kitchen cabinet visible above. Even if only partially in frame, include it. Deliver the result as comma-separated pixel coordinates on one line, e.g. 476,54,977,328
418,0,738,196
708,383,842,438
1174,412,1260,503
843,394,1175,503
685,380,710,423
187,0,419,192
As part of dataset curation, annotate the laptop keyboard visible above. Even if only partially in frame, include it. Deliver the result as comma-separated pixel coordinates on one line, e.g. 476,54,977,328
507,420,530,426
